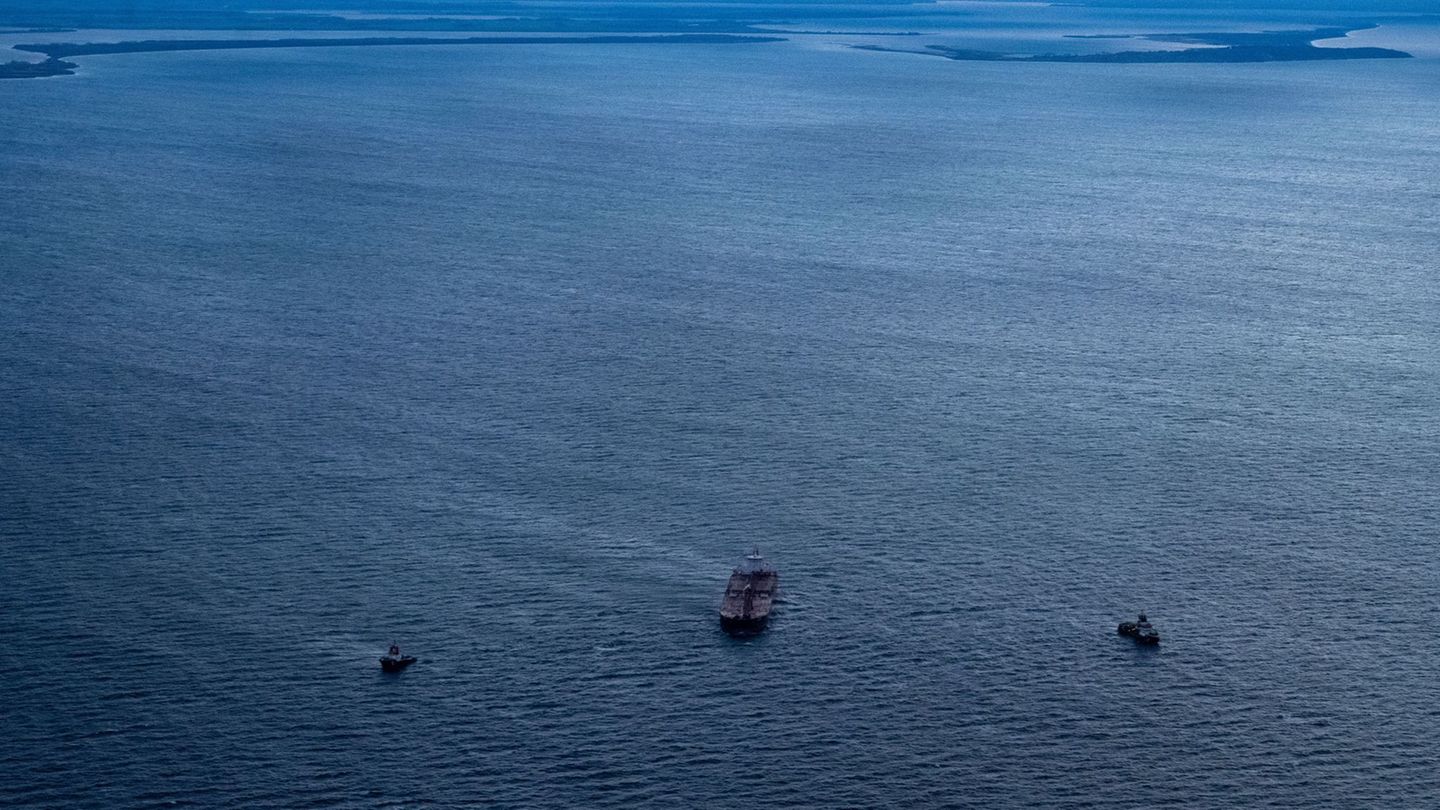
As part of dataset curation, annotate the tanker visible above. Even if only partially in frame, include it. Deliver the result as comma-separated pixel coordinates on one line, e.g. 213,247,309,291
719,549,778,635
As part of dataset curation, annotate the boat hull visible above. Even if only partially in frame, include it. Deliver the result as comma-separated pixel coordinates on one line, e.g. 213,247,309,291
1117,623,1160,644
720,614,770,636
719,566,777,636
380,656,417,672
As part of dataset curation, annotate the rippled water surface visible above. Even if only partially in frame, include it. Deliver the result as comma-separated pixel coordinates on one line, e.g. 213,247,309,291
4,32,1440,809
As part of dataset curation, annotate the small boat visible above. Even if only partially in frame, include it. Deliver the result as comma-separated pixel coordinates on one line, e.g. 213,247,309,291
719,548,778,635
1117,613,1160,645
380,643,417,672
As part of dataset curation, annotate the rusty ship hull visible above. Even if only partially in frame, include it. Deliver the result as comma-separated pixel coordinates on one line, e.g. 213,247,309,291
719,562,777,636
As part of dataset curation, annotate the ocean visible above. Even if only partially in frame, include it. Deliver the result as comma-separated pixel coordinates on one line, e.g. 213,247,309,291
3,19,1440,808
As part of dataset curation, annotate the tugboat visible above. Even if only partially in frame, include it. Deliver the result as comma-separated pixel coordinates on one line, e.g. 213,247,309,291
1117,613,1160,645
380,642,417,672
720,548,778,635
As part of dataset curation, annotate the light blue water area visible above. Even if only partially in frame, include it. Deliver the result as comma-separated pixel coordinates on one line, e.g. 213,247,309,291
3,30,1440,808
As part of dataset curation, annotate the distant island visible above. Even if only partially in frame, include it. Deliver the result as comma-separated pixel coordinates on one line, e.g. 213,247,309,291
0,58,78,78
855,25,1411,64
0,33,785,79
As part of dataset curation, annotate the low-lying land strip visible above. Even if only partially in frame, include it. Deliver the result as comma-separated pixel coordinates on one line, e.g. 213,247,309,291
855,25,1411,64
1,33,784,79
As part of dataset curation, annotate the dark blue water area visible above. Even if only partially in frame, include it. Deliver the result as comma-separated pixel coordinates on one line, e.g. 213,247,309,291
3,35,1440,808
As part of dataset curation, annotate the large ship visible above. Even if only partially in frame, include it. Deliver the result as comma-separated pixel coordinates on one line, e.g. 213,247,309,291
719,549,778,635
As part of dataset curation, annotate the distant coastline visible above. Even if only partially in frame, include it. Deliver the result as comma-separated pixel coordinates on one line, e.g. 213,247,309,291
0,33,785,79
0,58,78,78
0,23,1413,80
855,25,1411,64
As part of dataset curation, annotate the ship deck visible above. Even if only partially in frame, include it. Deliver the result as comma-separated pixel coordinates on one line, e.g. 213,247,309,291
719,570,777,619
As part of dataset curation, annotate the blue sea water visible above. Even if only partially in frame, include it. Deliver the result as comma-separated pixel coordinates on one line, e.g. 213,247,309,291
3,27,1440,809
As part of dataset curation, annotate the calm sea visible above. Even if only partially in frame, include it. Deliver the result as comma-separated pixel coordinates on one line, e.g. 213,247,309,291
3,26,1440,808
